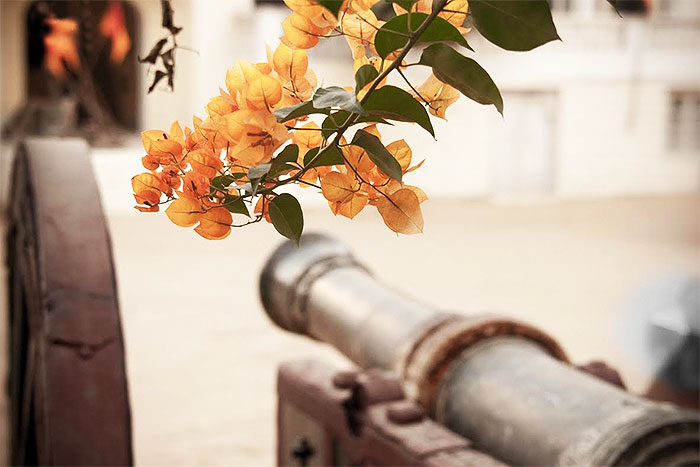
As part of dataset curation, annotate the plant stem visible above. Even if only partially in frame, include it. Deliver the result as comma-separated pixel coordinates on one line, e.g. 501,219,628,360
256,1,450,202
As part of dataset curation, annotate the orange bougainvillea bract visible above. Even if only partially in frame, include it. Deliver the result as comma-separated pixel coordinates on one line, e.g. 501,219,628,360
132,0,560,241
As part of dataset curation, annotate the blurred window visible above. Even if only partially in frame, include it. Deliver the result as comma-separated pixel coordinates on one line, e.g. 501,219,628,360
668,91,700,153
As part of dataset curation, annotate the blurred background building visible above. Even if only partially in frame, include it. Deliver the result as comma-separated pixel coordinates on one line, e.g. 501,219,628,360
2,0,698,200
0,0,698,465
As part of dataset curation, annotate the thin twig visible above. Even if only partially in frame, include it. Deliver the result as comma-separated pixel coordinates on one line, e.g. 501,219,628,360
397,67,438,111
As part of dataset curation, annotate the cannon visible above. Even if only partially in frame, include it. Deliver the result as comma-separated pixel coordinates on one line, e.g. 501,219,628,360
260,234,700,466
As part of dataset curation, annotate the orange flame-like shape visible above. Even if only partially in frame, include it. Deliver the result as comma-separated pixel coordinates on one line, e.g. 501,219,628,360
44,17,80,79
100,1,131,65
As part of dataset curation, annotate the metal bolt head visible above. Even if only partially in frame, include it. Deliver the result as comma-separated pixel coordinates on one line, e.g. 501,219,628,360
387,401,425,425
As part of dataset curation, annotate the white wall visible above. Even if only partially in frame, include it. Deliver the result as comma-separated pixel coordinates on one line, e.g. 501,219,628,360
0,1,28,124
558,82,699,196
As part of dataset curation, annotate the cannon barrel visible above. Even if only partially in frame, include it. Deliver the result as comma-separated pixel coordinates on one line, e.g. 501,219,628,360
260,234,699,466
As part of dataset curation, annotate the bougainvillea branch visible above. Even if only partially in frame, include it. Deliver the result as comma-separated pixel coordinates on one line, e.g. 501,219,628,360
132,0,559,242
139,0,181,92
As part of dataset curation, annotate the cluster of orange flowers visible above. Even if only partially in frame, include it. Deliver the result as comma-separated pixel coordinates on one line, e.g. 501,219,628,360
132,0,469,239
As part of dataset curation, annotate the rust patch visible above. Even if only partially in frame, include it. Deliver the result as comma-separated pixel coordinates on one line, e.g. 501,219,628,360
402,315,568,412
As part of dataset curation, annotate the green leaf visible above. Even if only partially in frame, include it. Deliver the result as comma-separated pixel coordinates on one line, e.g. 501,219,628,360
606,0,622,17
303,145,344,169
248,163,271,194
234,182,253,195
363,85,434,136
321,111,391,139
313,86,366,115
351,129,403,182
374,12,472,59
223,195,251,218
248,163,271,180
211,175,236,191
469,0,560,51
419,43,503,115
321,112,351,139
303,147,319,166
210,173,247,195
355,64,379,94
274,100,329,123
314,0,343,17
268,193,304,244
269,144,299,177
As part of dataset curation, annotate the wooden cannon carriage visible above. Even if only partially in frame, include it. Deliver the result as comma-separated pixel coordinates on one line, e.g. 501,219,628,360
5,138,132,465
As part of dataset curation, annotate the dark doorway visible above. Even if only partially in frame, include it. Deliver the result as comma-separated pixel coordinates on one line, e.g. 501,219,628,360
6,1,140,142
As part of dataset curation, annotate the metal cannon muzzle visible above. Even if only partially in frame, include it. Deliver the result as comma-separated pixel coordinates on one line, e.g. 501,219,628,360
260,234,699,466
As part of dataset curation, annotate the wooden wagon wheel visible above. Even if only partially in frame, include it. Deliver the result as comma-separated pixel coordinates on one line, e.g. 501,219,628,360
6,138,132,465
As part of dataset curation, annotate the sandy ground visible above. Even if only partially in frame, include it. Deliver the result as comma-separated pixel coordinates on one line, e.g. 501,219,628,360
106,197,700,466
0,148,698,464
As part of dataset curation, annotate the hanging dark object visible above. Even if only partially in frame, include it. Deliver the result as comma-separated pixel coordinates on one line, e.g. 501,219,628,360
160,0,182,35
139,37,167,65
140,0,182,93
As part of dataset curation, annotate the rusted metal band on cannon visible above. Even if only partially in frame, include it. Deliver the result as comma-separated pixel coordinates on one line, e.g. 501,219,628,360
6,138,132,465
397,314,569,413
